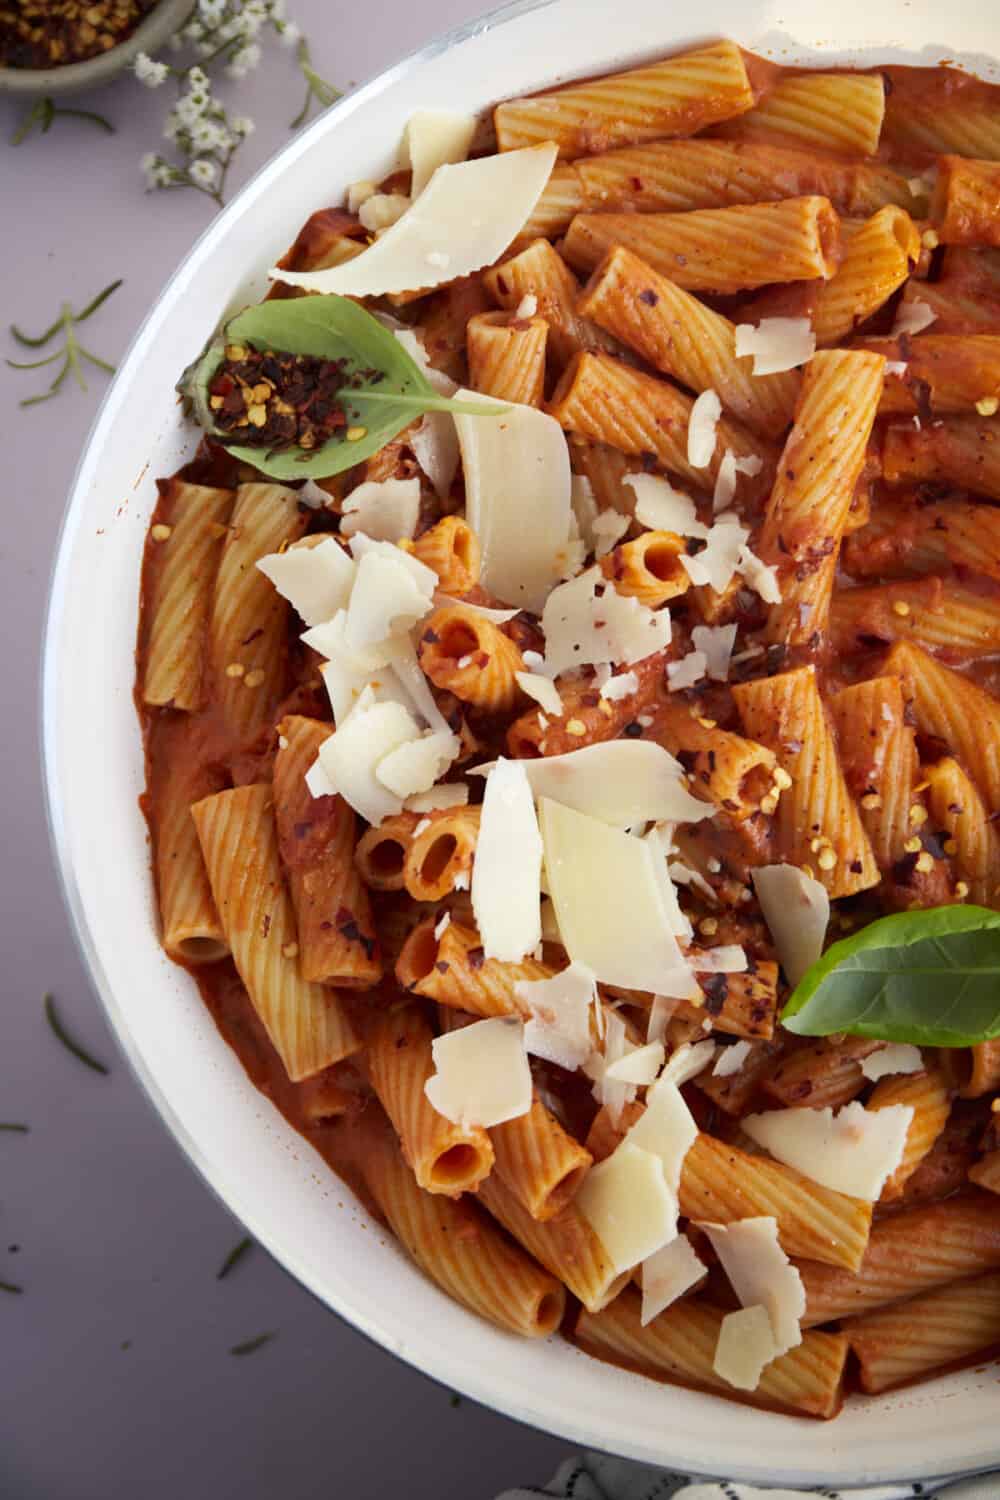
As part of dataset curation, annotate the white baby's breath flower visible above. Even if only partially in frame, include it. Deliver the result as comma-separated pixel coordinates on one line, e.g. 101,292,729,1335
226,42,261,76
197,0,225,20
230,114,255,137
187,66,209,89
189,157,219,188
162,110,183,141
182,18,205,41
269,0,288,18
278,20,301,46
189,118,225,151
134,51,169,85
141,151,160,185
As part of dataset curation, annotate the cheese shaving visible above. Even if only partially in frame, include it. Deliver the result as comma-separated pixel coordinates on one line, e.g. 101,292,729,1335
472,759,542,962
600,671,639,702
540,566,672,676
860,1044,924,1083
516,671,564,717
742,1100,915,1201
625,473,708,539
712,1039,753,1078
752,865,829,987
270,143,557,297
691,623,737,682
344,552,434,652
737,545,782,604
893,298,937,337
517,961,596,1071
680,519,748,593
660,1039,717,1087
712,449,738,514
359,192,410,233
687,389,722,468
734,317,816,375
592,509,631,559
627,1072,698,1194
402,109,477,198
374,728,461,798
640,1235,706,1325
340,477,421,542
714,1305,779,1391
577,1142,678,1275
257,537,355,627
700,1216,804,1353
667,650,707,692
405,783,469,813
689,945,747,974
424,1017,532,1128
604,1041,666,1085
314,690,423,824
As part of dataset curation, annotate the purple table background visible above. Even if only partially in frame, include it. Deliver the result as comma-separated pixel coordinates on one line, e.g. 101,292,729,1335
0,8,568,1494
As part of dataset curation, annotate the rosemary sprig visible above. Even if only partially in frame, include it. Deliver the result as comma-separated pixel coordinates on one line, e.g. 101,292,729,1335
11,96,116,147
0,1280,23,1295
43,993,109,1075
229,1331,276,1356
217,1236,254,1280
0,1124,29,1134
7,281,121,407
289,38,341,129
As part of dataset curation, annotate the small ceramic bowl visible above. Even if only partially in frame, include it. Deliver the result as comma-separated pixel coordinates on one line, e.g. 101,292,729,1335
0,0,192,96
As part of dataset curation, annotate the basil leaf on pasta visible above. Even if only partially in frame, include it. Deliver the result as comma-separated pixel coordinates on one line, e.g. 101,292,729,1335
177,293,497,480
781,904,1000,1046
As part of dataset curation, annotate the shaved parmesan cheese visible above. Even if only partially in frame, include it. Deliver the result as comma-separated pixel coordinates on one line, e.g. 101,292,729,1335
600,671,639,702
359,192,410,233
375,728,461,797
667,650,707,692
712,449,738,514
473,760,542,962
700,1217,804,1353
592,509,630,558
577,1142,678,1275
304,609,393,671
570,473,600,554
305,752,336,799
641,1235,706,1324
714,1305,778,1391
541,799,695,996
271,144,557,297
344,552,434,652
319,655,405,726
627,1074,698,1194
516,293,538,319
585,1009,635,1123
712,1039,753,1078
257,537,355,626
660,1039,717,1088
885,360,908,377
298,478,335,509
625,473,708,539
436,595,520,624
476,741,712,829
752,865,829,986
605,1041,666,1086
690,945,747,974
860,1044,924,1083
382,632,455,735
647,995,679,1044
680,519,748,593
455,391,571,611
316,692,423,824
347,179,378,214
348,533,438,594
412,412,460,498
406,782,469,813
691,623,737,682
403,109,477,199
541,566,672,675
742,1100,915,1201
518,961,597,1071
516,671,563,717
687,390,722,468
737,545,782,605
644,825,696,947
434,910,451,941
340,478,421,542
424,1017,532,1128
893,298,936,337
734,317,816,376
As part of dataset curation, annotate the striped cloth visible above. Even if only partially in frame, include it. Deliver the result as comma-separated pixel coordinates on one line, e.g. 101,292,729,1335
498,1454,995,1500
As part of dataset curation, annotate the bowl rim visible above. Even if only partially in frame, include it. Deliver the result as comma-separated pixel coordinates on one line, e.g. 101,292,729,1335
41,0,1000,1483
0,0,192,96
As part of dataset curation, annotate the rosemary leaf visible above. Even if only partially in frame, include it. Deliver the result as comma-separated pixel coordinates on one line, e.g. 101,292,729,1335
229,1331,276,1356
217,1236,253,1280
43,993,109,1075
77,280,124,323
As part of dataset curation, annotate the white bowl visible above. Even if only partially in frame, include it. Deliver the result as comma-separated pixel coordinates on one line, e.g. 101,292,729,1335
43,0,1000,1485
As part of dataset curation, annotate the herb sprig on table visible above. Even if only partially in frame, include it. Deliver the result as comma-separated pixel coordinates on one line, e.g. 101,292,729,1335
11,97,115,147
6,281,121,408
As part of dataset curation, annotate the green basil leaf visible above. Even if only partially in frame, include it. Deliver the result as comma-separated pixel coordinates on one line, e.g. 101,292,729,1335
176,294,500,480
781,904,1000,1046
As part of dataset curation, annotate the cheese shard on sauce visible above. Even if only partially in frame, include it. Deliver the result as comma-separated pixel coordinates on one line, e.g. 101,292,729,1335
733,317,816,375
700,1216,804,1354
860,1043,924,1083
687,389,722,468
640,1235,707,1326
257,537,355,626
592,510,631,559
893,298,936,338
348,533,439,593
424,1017,532,1128
344,552,434,652
689,945,747,974
714,1305,779,1392
660,1039,717,1088
742,1100,915,1201
477,741,712,829
752,864,829,987
375,728,461,798
576,1142,678,1275
605,1041,666,1085
270,143,557,296
667,649,707,691
315,691,423,824
627,1074,699,1194
570,473,600,553
691,623,737,682
738,544,782,604
680,518,748,594
340,477,421,542
712,1039,753,1078
539,799,694,995
517,961,596,1071
472,759,542,962
402,109,478,198
600,671,639,702
540,566,673,675
455,391,571,611
625,473,708,539
516,671,564,717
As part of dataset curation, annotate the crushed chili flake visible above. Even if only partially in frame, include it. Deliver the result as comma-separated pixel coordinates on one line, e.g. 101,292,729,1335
208,346,382,455
1,0,156,68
